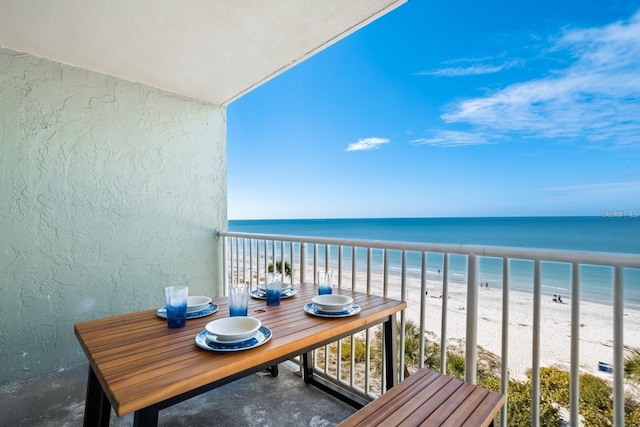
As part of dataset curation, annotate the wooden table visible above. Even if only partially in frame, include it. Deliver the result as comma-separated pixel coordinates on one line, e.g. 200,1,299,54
74,283,407,427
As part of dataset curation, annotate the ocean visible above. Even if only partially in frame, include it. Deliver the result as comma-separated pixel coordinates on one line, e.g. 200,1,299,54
228,217,640,309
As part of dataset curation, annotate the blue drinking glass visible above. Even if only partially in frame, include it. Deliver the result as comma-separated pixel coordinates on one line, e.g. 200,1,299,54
165,286,188,328
229,284,249,316
265,273,282,306
317,270,333,295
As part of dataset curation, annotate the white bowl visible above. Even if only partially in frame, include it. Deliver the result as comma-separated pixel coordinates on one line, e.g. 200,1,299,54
311,294,353,312
257,282,291,292
205,317,261,342
187,296,212,313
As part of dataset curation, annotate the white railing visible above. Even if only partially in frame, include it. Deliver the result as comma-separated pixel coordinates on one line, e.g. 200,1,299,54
218,231,640,427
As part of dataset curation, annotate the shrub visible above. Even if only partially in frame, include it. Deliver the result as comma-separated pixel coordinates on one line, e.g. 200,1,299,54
536,366,640,427
339,339,367,363
507,378,563,426
625,347,640,384
579,373,614,427
539,367,570,406
446,352,466,380
625,398,640,426
267,260,291,277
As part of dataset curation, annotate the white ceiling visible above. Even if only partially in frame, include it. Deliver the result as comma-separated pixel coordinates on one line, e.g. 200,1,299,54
0,0,406,105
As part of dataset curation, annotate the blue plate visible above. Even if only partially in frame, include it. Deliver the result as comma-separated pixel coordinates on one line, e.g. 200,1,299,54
195,326,272,351
157,302,218,319
250,288,297,300
304,302,361,318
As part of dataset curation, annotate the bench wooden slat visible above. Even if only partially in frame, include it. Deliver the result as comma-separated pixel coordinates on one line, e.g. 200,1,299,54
384,375,460,427
439,386,489,426
460,390,506,427
412,380,476,426
338,368,505,427
338,369,435,426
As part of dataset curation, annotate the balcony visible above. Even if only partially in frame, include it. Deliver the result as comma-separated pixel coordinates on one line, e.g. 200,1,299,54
3,230,639,426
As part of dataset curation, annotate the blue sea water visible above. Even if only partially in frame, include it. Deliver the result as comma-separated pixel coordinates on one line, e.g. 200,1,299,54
229,217,640,309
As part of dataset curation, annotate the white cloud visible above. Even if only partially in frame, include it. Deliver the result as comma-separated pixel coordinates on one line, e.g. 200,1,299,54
440,10,640,148
410,130,496,147
544,180,640,195
345,137,390,151
415,60,521,77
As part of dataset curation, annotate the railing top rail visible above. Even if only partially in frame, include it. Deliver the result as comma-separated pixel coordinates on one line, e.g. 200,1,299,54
218,230,640,268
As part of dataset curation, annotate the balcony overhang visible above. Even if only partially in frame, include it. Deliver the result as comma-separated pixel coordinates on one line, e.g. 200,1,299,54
0,0,406,105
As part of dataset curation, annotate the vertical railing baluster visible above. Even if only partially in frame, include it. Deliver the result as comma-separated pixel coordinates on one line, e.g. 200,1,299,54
257,239,262,287
289,241,294,285
419,251,427,370
313,243,318,283
351,246,357,290
365,327,371,394
569,262,580,427
300,242,307,283
338,245,343,289
222,236,229,294
248,239,254,287
380,248,388,392
262,239,265,282
234,238,239,284
613,265,624,427
383,249,389,297
272,239,277,276
242,238,247,283
531,259,542,427
280,239,285,279
399,251,407,381
441,253,449,374
500,258,510,427
367,247,373,294
465,254,479,384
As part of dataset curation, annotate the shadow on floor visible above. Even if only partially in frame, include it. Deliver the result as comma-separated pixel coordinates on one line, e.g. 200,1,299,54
0,361,357,426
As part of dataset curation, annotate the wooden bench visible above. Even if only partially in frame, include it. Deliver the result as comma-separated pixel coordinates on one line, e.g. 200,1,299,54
338,368,505,427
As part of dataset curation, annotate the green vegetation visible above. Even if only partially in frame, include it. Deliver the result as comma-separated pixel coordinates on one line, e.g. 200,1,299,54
267,260,292,277
537,366,640,426
625,347,640,384
338,338,368,363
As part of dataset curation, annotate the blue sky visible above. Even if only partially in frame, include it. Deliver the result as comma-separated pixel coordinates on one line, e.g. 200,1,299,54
227,0,640,220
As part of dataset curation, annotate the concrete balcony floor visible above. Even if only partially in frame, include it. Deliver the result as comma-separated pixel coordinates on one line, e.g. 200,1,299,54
1,361,357,426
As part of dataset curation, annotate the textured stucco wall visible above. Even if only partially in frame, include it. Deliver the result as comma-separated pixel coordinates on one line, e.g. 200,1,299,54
0,47,227,384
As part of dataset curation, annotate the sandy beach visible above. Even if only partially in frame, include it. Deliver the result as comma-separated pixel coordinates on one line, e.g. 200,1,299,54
339,269,640,384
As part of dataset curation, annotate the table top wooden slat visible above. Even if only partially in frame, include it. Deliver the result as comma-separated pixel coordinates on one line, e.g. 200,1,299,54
337,368,505,427
75,283,406,416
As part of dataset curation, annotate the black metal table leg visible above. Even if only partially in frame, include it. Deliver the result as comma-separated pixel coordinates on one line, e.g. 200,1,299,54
302,352,314,383
83,367,111,427
383,313,398,391
133,406,160,427
267,364,279,377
